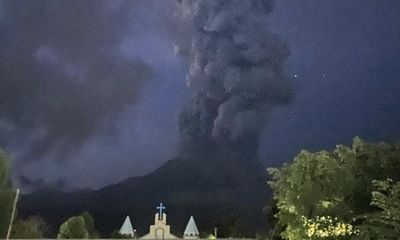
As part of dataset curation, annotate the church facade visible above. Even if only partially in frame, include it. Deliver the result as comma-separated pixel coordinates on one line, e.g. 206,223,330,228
140,212,179,239
121,203,200,240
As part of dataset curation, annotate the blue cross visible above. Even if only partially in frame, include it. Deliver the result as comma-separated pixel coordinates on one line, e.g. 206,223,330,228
156,203,166,220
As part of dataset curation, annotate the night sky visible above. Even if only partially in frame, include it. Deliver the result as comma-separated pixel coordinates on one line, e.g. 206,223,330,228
0,0,399,190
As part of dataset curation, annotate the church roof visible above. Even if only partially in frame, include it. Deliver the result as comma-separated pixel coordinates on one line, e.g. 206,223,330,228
119,216,134,236
184,216,199,235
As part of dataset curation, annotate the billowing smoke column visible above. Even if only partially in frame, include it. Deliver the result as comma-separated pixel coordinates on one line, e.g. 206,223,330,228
175,0,294,146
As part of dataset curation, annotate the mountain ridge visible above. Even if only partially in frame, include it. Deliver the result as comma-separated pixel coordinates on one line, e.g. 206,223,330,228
19,141,270,237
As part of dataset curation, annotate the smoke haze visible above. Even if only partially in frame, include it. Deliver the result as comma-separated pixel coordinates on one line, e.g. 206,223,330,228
0,0,155,188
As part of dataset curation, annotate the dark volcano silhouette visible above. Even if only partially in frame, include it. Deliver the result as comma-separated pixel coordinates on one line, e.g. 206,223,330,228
19,138,269,237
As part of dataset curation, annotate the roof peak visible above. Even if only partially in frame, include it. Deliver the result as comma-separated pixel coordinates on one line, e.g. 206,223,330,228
184,216,199,236
119,216,134,236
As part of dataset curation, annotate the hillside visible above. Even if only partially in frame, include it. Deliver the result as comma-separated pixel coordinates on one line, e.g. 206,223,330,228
19,140,270,237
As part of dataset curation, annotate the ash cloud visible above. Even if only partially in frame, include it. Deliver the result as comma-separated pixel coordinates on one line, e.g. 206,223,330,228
0,1,152,184
0,0,296,189
175,0,294,143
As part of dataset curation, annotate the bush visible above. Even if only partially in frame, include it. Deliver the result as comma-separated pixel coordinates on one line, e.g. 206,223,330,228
11,216,48,238
57,216,89,239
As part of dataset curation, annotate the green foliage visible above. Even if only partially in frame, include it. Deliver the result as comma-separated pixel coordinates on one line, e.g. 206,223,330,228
11,216,48,238
301,215,358,239
268,137,400,240
0,149,14,238
80,212,99,238
355,179,400,239
57,212,99,239
57,216,89,239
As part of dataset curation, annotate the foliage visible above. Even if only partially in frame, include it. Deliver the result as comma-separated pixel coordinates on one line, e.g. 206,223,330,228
302,215,358,239
0,149,15,238
267,137,400,240
57,216,89,239
264,200,283,240
80,212,100,238
355,179,400,239
57,212,99,239
11,216,48,238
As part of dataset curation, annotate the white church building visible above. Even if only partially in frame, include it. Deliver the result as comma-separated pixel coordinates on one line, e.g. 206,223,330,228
119,216,136,238
183,216,200,239
119,203,200,240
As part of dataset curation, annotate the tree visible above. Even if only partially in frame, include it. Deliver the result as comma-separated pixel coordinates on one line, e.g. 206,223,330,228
268,137,400,240
355,179,400,239
57,216,89,239
80,212,100,238
11,216,48,238
57,212,99,239
0,149,15,238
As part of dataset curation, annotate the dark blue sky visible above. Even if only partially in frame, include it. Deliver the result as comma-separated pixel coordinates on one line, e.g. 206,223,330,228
260,0,400,167
1,0,399,189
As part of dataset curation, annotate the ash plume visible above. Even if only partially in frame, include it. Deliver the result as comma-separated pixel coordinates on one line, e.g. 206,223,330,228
175,0,294,145
0,0,152,183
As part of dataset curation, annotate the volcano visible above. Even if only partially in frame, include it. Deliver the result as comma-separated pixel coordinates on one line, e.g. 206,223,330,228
19,138,269,237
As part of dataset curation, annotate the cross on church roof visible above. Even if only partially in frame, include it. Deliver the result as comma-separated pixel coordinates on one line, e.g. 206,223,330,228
156,203,166,220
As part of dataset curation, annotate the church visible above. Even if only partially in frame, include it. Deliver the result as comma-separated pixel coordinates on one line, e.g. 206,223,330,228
119,203,200,239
